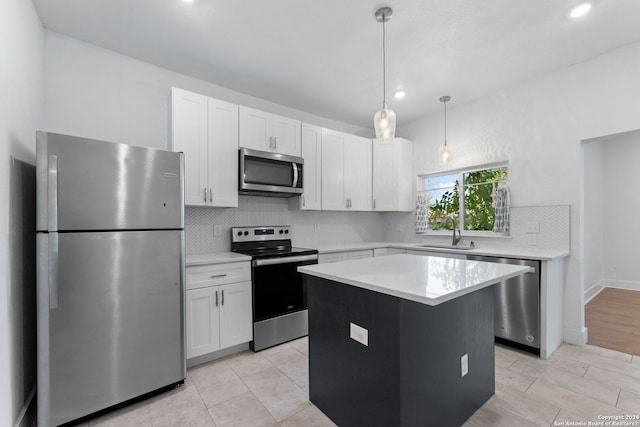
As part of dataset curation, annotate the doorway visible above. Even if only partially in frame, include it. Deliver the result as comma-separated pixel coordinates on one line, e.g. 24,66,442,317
582,129,640,356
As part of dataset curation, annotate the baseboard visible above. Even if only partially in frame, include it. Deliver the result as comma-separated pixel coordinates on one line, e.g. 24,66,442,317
13,386,36,427
584,283,604,304
600,279,640,292
564,326,588,346
186,342,249,368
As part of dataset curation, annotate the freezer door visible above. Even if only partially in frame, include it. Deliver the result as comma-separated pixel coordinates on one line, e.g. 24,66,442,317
37,230,185,426
36,132,183,232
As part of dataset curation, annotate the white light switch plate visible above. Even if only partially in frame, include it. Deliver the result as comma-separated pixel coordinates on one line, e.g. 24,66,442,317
527,233,538,246
213,225,222,237
350,323,368,346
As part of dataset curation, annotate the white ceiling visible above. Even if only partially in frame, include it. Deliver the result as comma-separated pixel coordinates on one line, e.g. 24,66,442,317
33,0,640,128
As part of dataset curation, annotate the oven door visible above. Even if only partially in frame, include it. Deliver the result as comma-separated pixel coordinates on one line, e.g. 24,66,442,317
251,254,317,322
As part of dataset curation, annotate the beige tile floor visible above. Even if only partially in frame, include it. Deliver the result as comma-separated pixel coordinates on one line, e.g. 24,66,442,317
73,338,640,426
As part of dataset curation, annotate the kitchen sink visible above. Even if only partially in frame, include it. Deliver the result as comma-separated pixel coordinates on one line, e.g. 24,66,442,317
416,244,476,250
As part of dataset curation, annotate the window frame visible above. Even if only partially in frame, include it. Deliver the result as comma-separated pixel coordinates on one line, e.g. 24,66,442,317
416,161,509,237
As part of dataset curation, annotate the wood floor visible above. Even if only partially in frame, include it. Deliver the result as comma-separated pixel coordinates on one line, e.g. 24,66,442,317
586,287,640,356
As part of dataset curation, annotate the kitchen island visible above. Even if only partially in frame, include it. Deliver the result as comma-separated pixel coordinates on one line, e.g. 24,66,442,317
298,254,533,427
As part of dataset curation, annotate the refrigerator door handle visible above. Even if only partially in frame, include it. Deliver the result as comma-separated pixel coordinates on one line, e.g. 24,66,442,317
48,155,59,231
49,233,59,309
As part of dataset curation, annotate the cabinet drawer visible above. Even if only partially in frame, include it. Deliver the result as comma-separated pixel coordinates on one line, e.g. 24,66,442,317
186,262,251,290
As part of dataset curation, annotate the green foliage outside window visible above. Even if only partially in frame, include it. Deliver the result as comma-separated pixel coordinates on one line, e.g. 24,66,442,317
423,166,507,232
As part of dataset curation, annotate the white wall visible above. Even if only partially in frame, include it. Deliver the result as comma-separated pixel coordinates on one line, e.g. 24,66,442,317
0,0,43,425
43,31,370,150
401,40,640,345
602,131,640,289
582,140,605,298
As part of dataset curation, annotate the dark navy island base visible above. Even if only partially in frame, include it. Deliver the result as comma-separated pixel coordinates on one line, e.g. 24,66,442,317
306,275,495,427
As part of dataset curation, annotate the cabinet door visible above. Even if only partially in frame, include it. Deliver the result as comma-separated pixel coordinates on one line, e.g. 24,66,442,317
345,250,374,260
321,129,347,210
219,281,253,349
171,88,209,206
186,287,220,359
318,253,348,264
239,106,272,151
272,114,301,157
208,98,239,207
344,135,372,211
394,138,414,211
373,138,395,211
299,123,322,210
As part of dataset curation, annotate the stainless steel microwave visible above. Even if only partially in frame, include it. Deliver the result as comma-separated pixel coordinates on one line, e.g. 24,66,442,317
239,148,304,197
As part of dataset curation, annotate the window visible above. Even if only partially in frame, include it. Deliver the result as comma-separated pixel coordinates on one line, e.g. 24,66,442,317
415,164,509,234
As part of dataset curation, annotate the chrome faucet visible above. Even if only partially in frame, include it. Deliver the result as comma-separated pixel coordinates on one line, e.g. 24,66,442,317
443,216,462,246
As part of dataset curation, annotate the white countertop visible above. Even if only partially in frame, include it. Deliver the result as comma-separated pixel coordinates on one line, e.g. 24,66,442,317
186,251,251,267
315,242,569,261
299,254,533,306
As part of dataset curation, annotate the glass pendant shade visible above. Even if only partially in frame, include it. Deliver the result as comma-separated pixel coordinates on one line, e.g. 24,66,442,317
374,103,396,140
439,144,451,164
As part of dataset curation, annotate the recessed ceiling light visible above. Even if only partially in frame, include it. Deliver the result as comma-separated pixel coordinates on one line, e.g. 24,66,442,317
182,0,195,4
569,2,592,19
394,90,406,100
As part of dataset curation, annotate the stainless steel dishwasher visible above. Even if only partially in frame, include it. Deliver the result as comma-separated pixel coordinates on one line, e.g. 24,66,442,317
467,255,540,352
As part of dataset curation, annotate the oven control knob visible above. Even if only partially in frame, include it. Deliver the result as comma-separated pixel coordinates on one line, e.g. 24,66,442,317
285,229,289,234
279,230,284,234
237,231,242,236
244,231,249,236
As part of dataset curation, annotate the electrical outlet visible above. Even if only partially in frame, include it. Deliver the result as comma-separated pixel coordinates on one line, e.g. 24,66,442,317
527,233,538,246
350,322,368,346
213,225,222,237
526,222,540,234
314,224,320,233
461,354,468,377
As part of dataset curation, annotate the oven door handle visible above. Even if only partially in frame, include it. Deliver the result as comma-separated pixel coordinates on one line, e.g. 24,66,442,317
253,254,318,267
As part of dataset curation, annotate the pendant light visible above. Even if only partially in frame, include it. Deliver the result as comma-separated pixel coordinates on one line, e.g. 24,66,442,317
373,7,396,140
438,95,451,164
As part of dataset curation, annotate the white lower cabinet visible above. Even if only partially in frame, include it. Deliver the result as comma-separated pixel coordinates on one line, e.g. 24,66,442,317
318,249,374,264
185,262,252,359
404,249,467,260
374,248,406,257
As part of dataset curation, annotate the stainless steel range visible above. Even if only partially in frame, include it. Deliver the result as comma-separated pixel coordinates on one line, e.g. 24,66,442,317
231,226,318,351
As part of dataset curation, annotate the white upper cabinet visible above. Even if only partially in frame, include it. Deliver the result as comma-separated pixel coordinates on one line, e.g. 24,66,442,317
299,123,322,210
321,129,372,211
239,106,301,157
373,138,413,212
345,134,373,211
171,87,238,207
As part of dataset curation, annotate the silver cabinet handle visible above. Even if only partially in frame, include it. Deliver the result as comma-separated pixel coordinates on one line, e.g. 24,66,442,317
292,163,299,188
268,136,274,150
221,289,224,306
209,188,213,203
210,274,227,279
203,188,207,203
373,199,376,209
215,290,219,307
302,195,305,207
49,233,59,309
274,137,277,150
48,155,59,231
346,199,349,208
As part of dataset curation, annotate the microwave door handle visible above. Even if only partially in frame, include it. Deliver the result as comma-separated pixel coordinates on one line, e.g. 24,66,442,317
292,163,299,187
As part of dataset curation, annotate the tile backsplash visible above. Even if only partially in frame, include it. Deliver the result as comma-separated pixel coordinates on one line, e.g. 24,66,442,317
186,198,570,254
185,196,385,254
383,205,571,252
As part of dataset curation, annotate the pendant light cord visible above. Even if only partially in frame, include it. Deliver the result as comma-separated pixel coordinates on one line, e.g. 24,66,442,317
443,99,447,147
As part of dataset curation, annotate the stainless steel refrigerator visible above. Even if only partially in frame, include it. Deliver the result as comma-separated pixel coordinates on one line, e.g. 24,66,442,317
36,132,186,426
